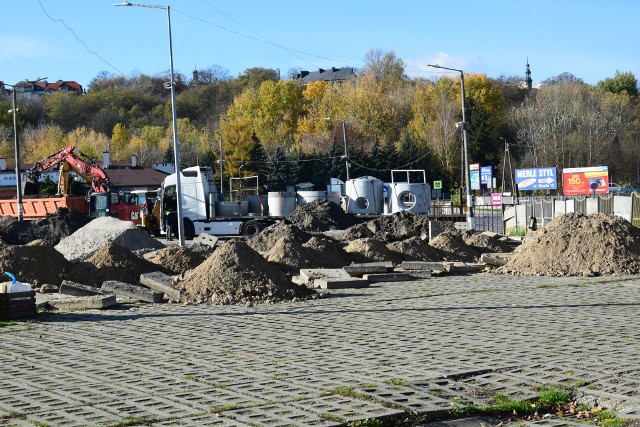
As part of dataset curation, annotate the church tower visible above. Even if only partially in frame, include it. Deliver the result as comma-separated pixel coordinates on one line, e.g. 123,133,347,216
525,58,533,89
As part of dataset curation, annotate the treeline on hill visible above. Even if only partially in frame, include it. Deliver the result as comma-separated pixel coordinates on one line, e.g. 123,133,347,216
1,49,639,192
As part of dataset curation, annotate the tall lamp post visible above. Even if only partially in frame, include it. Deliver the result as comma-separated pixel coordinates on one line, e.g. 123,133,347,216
427,64,474,230
323,117,350,183
5,84,23,221
115,1,185,245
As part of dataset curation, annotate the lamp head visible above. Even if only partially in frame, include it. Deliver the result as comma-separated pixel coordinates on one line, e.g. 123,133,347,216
113,1,132,6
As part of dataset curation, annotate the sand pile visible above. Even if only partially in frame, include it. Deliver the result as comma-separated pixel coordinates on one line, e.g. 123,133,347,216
247,222,313,253
55,216,164,262
178,240,317,305
429,230,481,263
387,237,444,262
464,232,515,253
265,234,351,273
144,244,211,275
338,211,432,242
498,213,640,276
0,208,92,245
0,239,75,286
344,238,404,264
286,200,357,232
73,242,168,286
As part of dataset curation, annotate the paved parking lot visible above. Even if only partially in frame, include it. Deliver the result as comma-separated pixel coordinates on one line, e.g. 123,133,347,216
1,273,640,426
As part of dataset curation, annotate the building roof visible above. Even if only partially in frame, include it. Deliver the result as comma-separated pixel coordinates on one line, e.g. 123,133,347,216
296,67,356,84
103,167,168,189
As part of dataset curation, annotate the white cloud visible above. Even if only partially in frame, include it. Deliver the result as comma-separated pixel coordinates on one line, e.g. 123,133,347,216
405,52,483,79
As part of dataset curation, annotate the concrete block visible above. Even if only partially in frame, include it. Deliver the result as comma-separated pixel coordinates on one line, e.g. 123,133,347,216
429,221,445,240
299,269,351,282
193,234,219,247
454,221,471,231
401,261,447,271
343,265,389,277
407,270,432,279
448,262,486,274
48,294,117,311
363,273,414,283
291,275,308,286
480,231,499,238
59,280,105,297
348,261,394,269
480,253,513,267
139,272,181,301
101,281,164,303
315,278,370,289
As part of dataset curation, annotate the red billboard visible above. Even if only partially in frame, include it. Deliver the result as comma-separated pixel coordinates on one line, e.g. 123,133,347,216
562,166,609,196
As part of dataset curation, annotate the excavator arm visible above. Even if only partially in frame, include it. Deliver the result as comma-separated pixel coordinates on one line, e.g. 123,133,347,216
24,146,111,195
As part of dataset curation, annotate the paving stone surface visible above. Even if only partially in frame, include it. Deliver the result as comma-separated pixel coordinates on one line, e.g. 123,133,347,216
1,274,640,426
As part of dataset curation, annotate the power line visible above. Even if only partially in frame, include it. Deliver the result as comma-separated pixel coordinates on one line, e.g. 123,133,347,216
38,0,127,77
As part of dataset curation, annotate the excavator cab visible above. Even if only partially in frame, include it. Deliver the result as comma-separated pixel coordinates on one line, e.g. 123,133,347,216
89,192,111,218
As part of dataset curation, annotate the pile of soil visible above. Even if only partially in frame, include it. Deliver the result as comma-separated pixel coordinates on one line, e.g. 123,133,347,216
55,216,164,262
344,238,404,265
178,240,317,305
338,211,432,242
73,242,168,286
286,200,357,232
429,230,481,263
265,234,351,274
247,222,313,253
0,208,92,245
145,244,212,275
498,213,640,276
464,232,515,253
0,239,75,286
387,237,444,262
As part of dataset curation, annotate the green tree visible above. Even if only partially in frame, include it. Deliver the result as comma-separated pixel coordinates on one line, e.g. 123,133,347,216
597,70,638,97
236,67,279,90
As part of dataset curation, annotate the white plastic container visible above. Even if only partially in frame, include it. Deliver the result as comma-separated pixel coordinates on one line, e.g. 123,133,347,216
345,177,384,214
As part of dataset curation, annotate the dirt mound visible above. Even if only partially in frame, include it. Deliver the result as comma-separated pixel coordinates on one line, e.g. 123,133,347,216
387,237,444,262
0,208,92,245
464,233,515,253
145,244,211,275
429,230,481,262
286,200,357,232
338,211,432,242
55,216,164,262
498,213,640,276
73,242,167,286
247,222,313,253
178,240,317,305
265,234,350,273
344,238,404,264
0,239,75,286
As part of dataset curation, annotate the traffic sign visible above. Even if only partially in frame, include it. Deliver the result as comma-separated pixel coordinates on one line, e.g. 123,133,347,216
433,180,442,190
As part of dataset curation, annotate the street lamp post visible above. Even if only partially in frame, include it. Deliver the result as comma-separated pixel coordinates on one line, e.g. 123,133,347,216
115,1,185,246
427,64,474,230
323,117,350,183
5,84,23,221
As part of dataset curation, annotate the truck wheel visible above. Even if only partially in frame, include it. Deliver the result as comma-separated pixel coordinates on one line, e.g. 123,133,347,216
242,220,262,237
183,218,195,240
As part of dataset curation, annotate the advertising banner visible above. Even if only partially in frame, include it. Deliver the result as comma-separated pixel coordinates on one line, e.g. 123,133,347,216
480,166,493,186
470,170,480,190
515,167,557,191
562,166,609,195
491,193,502,206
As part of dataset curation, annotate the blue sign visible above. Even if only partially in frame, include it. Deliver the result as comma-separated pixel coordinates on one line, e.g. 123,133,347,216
480,166,493,185
515,167,557,190
470,170,480,190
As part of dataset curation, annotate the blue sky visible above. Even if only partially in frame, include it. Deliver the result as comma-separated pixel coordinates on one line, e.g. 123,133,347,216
2,0,639,90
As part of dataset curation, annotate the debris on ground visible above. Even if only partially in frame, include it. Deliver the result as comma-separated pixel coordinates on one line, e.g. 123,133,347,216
177,240,318,305
286,200,358,232
386,236,444,262
247,222,314,253
0,208,92,245
464,232,516,253
498,212,640,276
337,211,433,242
55,216,164,262
344,238,404,265
265,234,352,274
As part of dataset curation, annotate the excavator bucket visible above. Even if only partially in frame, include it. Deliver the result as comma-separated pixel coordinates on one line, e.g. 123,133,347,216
22,176,41,196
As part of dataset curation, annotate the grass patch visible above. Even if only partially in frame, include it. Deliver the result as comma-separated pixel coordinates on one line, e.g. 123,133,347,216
0,321,18,327
385,379,410,386
211,404,239,413
333,386,370,400
111,416,155,426
183,375,196,381
321,412,347,423
28,420,49,427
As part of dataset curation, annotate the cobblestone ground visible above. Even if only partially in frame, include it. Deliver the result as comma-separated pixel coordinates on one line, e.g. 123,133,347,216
1,274,640,426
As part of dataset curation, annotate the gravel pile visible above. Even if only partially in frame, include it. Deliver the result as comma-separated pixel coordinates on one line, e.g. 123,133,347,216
55,216,164,262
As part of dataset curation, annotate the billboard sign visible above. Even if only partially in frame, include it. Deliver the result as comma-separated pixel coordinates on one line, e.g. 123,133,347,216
491,193,502,206
562,166,609,196
515,167,557,191
480,166,493,186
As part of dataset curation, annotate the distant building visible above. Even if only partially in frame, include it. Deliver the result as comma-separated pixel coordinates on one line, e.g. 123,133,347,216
295,67,356,84
7,79,83,97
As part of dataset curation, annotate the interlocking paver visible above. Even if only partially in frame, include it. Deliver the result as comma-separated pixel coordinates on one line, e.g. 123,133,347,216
1,274,640,426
